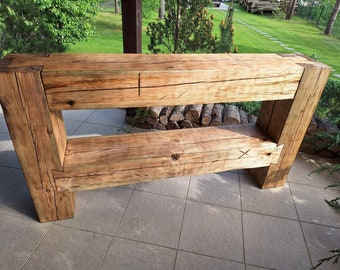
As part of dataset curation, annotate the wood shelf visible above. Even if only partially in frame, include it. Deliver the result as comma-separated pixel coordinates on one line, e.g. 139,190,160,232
54,124,282,192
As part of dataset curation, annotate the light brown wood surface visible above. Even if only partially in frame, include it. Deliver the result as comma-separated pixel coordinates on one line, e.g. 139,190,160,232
251,54,331,187
6,54,304,110
0,53,331,222
54,124,282,192
0,66,75,222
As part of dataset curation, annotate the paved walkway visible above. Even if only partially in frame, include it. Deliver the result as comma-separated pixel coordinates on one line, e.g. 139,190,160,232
235,18,297,53
0,108,339,270
235,18,340,78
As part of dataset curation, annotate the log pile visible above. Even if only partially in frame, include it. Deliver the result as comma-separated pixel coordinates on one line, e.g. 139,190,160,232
125,104,257,130
240,0,280,14
126,107,339,158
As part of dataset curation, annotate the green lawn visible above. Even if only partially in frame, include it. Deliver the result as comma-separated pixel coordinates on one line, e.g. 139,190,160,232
66,12,123,53
66,4,340,79
214,5,340,78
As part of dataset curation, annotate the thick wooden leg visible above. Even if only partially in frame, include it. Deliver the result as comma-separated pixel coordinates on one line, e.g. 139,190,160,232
0,67,75,222
251,59,331,188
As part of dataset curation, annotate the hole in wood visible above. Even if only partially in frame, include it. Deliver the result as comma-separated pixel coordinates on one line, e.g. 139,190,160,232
171,153,180,161
67,100,75,106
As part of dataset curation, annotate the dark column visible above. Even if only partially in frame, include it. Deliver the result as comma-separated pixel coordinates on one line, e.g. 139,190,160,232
122,0,142,53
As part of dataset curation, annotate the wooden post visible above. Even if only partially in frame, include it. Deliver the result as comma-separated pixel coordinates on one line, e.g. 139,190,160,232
122,0,142,53
0,59,75,222
250,56,331,188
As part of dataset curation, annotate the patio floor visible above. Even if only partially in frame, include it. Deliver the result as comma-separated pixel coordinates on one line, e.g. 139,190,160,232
0,108,339,270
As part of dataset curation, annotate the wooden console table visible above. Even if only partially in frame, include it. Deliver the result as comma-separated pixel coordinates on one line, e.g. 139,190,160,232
0,53,330,222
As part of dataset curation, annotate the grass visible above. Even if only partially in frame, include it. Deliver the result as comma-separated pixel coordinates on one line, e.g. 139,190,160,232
66,12,123,53
66,3,340,79
213,5,340,78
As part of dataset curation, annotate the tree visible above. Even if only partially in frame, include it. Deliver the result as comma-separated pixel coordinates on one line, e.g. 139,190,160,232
286,0,297,20
325,0,340,34
159,0,165,20
143,0,159,19
114,0,120,14
0,0,99,58
217,6,235,53
147,0,216,54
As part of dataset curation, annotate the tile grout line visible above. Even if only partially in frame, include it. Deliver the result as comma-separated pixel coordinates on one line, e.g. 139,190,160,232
68,109,98,136
176,248,247,267
19,222,56,270
172,175,192,270
133,188,190,200
0,164,23,171
131,179,309,223
238,171,247,269
289,178,339,190
287,180,314,269
98,185,136,270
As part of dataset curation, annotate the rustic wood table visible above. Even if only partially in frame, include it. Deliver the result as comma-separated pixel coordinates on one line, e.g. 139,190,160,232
0,53,330,222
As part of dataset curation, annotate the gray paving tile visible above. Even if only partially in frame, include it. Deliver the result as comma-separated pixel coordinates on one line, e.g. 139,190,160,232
1,106,338,270
57,187,133,235
0,113,8,134
240,173,298,219
175,251,245,270
63,118,83,136
86,109,125,127
1,184,38,220
290,182,340,228
246,266,274,270
0,140,20,168
288,152,337,187
23,225,112,270
243,212,311,269
302,222,340,270
188,172,241,209
0,213,52,270
116,191,185,248
70,122,120,137
135,176,190,198
101,237,176,270
0,132,11,149
62,109,95,121
0,166,24,207
0,149,20,168
239,169,250,175
179,200,243,262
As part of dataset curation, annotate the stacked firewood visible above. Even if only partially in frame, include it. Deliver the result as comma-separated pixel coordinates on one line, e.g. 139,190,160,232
125,104,257,130
125,107,339,157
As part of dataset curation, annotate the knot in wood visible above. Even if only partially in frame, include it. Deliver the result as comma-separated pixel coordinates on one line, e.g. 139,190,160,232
171,153,180,161
67,100,75,106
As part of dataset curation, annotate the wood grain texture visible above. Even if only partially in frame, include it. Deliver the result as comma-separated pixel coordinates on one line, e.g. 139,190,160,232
54,124,282,192
251,55,332,188
1,53,331,222
4,53,305,110
0,66,75,222
31,54,304,110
